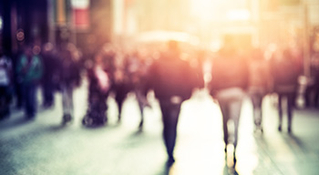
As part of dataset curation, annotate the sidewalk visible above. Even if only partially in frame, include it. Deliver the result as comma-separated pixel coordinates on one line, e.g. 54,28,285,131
0,84,318,175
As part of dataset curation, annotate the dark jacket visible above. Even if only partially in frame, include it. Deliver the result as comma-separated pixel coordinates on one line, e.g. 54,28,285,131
270,51,299,93
41,51,59,83
248,58,270,90
208,52,249,96
146,52,200,101
58,51,81,87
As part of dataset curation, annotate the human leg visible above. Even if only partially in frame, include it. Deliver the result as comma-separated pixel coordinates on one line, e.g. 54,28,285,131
160,101,181,164
278,94,283,131
250,92,264,131
231,98,244,149
218,100,229,152
62,85,73,123
287,92,295,133
43,81,54,107
24,83,37,119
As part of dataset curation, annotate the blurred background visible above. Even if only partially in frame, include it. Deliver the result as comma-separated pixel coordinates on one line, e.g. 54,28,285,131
1,0,319,175
0,0,318,64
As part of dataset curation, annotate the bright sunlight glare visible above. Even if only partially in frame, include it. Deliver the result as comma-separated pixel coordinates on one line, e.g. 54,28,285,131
190,0,214,21
227,9,251,21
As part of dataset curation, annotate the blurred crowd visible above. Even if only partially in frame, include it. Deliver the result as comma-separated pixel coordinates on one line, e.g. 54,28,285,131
0,39,319,166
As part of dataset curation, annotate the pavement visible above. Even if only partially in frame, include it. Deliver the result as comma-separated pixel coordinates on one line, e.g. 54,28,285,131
0,81,319,175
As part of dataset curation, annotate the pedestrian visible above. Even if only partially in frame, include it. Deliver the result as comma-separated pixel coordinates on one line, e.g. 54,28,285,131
0,48,13,120
40,43,59,108
13,44,25,109
130,50,153,130
118,49,152,130
208,38,249,164
247,48,271,132
270,48,300,133
58,47,81,124
145,40,202,166
82,52,111,127
16,45,43,119
305,53,319,108
112,52,133,124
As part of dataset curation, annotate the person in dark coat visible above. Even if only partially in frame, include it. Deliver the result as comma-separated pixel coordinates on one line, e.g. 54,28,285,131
58,47,81,124
115,50,152,130
40,43,59,108
247,48,271,132
146,40,202,166
270,48,300,133
305,53,319,108
208,41,249,165
82,52,111,127
0,48,13,119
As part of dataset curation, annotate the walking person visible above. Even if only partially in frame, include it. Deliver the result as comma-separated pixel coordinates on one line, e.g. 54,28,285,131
270,48,300,133
82,52,111,127
12,44,25,109
124,50,152,130
40,43,59,108
146,41,202,166
0,48,13,119
16,45,43,120
208,39,249,164
58,47,81,124
305,53,319,108
247,48,271,132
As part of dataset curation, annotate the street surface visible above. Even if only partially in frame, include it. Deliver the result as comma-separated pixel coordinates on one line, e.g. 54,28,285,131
1,81,319,175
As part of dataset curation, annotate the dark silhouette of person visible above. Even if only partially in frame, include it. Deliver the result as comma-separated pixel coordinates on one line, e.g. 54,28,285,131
12,44,25,109
114,50,152,130
305,53,319,108
145,40,202,166
16,45,43,119
40,43,59,108
247,48,271,132
82,52,111,127
0,47,13,119
270,48,300,133
57,46,81,124
112,53,132,124
208,39,249,164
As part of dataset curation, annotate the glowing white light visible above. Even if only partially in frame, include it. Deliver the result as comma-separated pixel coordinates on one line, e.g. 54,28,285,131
190,0,214,21
227,9,251,21
0,17,2,30
113,0,124,34
71,0,89,9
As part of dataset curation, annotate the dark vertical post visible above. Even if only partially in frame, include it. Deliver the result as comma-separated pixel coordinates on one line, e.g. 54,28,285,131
2,1,12,56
